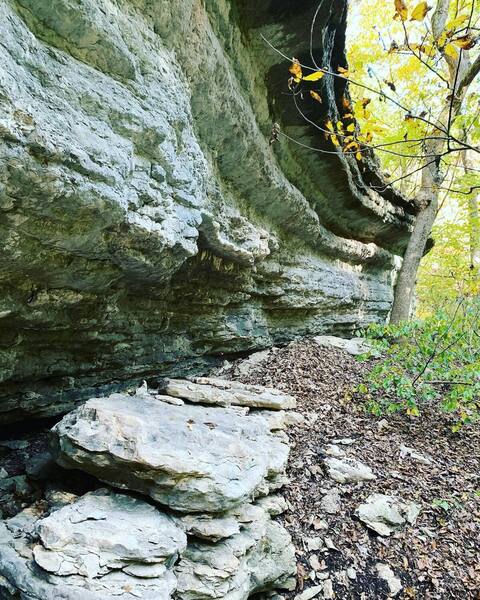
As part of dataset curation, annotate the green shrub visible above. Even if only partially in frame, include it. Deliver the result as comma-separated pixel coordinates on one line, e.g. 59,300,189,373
356,297,480,429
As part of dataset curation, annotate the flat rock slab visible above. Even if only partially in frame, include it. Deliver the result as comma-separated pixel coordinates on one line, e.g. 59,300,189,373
52,393,290,513
159,377,296,410
33,488,186,578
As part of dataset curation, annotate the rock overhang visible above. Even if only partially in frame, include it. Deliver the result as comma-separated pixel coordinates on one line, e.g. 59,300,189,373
0,0,414,422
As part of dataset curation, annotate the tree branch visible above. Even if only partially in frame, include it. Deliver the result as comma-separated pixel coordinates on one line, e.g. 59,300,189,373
459,53,480,93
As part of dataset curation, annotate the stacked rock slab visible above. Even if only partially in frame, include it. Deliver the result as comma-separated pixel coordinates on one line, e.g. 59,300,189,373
0,379,297,599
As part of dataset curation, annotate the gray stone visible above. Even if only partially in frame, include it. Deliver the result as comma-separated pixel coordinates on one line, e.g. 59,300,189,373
52,392,290,513
312,336,376,356
356,494,421,536
376,563,402,596
178,513,240,542
234,350,271,377
175,504,295,600
0,489,186,599
320,490,342,515
399,445,432,465
159,377,296,410
325,444,345,457
324,457,376,483
295,585,324,600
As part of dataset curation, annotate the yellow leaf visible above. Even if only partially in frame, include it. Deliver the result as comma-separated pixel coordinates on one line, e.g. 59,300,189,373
310,90,322,103
289,58,303,82
346,123,356,132
343,112,354,119
344,140,359,151
444,43,458,60
331,134,340,147
437,31,447,47
452,35,477,50
410,2,430,21
325,120,335,132
419,44,435,56
446,14,469,32
336,121,344,132
303,71,324,81
356,151,363,161
337,66,350,77
394,0,408,21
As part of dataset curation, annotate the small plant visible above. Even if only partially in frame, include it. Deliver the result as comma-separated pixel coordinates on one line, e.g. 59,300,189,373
431,498,452,512
356,297,480,429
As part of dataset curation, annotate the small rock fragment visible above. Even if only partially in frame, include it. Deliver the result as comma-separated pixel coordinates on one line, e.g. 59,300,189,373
295,584,324,600
399,444,432,465
306,537,323,551
320,490,341,515
356,494,421,536
322,578,334,598
324,457,375,483
376,563,402,596
347,567,357,580
325,444,345,457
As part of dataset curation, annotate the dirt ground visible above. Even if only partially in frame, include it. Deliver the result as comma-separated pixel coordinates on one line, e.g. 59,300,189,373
234,339,480,600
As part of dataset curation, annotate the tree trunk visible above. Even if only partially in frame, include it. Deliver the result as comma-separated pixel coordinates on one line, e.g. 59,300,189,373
390,191,439,323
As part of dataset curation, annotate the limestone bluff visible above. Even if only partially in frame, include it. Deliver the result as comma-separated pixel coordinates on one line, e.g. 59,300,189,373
0,0,414,422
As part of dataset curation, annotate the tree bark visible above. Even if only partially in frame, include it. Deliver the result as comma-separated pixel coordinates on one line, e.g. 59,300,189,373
390,172,439,323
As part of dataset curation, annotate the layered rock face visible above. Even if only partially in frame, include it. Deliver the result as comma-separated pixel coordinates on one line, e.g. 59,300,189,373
0,380,297,599
0,0,414,422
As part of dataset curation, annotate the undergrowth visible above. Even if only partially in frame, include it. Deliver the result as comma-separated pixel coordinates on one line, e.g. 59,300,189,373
356,297,480,430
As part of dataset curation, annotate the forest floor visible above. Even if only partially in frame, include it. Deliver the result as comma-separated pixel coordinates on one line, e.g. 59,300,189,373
232,339,480,600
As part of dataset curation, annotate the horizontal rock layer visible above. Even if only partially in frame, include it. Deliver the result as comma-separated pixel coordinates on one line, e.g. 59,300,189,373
0,0,413,422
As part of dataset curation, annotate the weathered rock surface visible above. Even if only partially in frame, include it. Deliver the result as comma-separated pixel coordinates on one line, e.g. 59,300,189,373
160,377,296,410
0,489,295,600
356,493,421,536
176,503,295,600
0,490,185,599
312,336,376,356
52,390,290,513
0,378,297,598
324,457,376,483
0,0,414,423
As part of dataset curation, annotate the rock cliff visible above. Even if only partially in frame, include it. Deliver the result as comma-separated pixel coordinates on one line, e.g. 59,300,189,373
0,0,414,422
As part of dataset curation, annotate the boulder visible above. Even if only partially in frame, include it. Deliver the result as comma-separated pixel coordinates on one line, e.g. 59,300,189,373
0,489,186,600
0,490,295,600
376,563,402,596
159,377,296,410
175,504,295,600
52,392,290,513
